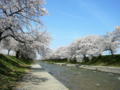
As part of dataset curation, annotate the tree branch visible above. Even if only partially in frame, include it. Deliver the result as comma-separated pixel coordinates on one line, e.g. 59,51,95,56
9,8,25,16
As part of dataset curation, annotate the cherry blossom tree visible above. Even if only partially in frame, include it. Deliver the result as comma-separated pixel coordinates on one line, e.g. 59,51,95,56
110,26,120,41
0,0,53,60
40,35,104,62
0,0,48,43
40,26,120,62
15,42,37,60
40,46,70,60
68,35,104,62
0,30,52,60
68,38,79,60
1,37,18,55
14,30,52,60
53,46,69,59
103,26,120,56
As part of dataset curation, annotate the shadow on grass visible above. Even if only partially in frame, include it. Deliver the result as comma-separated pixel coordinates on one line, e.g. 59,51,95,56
0,54,33,90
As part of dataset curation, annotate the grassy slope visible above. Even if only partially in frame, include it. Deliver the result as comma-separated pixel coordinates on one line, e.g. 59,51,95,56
43,54,120,67
0,54,34,90
80,54,120,67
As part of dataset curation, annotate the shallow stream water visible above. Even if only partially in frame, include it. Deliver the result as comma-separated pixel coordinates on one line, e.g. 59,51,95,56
39,62,120,90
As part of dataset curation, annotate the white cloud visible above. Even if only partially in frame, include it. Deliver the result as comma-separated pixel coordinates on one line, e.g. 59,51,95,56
54,10,83,20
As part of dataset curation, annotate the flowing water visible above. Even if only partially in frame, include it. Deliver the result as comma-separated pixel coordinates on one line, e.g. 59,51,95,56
39,62,120,90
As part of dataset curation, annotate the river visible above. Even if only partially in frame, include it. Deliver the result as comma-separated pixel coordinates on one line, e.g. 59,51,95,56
39,62,120,90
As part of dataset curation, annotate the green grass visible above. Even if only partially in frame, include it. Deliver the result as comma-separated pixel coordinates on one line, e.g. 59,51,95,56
0,54,34,90
42,54,120,67
81,54,120,67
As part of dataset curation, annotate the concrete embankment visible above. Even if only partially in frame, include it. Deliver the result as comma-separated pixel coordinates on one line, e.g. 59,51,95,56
15,64,69,90
54,63,120,74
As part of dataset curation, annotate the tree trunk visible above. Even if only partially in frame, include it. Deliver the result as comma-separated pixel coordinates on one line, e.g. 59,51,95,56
83,54,86,59
0,32,2,43
7,49,11,55
21,53,25,59
83,54,87,62
110,49,114,57
98,54,102,59
16,51,20,58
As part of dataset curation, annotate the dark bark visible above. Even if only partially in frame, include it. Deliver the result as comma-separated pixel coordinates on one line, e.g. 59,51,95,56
98,54,102,59
0,27,26,44
21,53,26,59
0,32,2,43
16,51,20,58
83,54,86,59
7,49,11,55
110,49,114,57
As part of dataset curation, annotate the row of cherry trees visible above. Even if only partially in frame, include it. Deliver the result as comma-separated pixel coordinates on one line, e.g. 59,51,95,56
0,0,52,60
0,30,52,60
40,26,120,62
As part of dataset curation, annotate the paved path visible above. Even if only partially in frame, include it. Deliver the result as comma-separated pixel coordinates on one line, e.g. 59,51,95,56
15,64,69,90
55,63,120,74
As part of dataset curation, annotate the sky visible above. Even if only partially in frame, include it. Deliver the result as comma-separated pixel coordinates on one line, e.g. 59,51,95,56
40,0,120,53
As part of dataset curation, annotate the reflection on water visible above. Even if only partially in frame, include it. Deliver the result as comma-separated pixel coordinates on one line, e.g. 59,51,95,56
118,77,120,80
39,62,120,90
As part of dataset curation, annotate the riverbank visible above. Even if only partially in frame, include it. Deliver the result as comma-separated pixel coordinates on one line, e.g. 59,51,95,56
42,54,120,67
0,54,34,90
15,63,69,90
54,63,120,74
